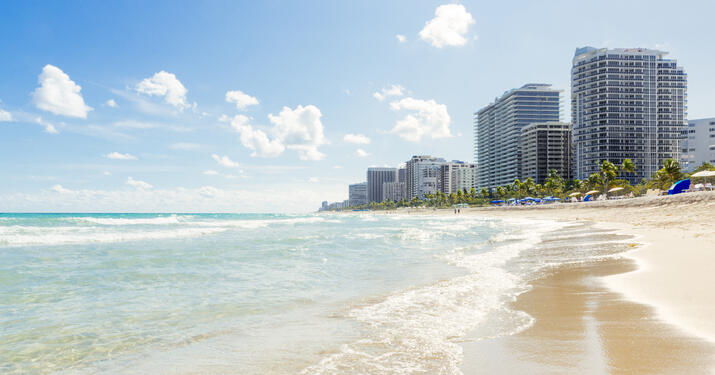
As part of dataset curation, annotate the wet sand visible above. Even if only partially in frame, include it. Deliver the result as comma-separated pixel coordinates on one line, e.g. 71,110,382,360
462,256,714,374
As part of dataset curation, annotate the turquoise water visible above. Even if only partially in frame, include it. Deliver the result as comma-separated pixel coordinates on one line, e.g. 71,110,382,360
0,213,560,374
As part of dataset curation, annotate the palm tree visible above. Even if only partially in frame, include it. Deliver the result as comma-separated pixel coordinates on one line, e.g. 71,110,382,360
599,160,618,193
586,173,603,191
512,179,523,199
479,188,489,199
494,186,506,199
657,158,683,187
621,158,636,179
544,169,564,196
523,177,536,197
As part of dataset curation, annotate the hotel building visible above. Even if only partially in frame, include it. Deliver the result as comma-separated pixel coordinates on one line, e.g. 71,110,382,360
474,84,562,189
680,118,715,171
520,122,572,184
571,47,687,183
366,168,397,203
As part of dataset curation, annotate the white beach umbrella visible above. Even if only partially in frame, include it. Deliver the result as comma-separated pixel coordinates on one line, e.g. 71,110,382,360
568,192,581,197
608,187,624,193
691,170,715,178
585,190,599,195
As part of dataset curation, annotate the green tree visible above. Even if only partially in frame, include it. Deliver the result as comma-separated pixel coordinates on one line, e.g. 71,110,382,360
621,158,636,179
479,188,489,199
494,186,506,199
599,160,618,192
544,169,564,196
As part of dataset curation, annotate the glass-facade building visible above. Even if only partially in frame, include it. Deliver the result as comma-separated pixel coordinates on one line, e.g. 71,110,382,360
571,47,687,183
474,84,561,189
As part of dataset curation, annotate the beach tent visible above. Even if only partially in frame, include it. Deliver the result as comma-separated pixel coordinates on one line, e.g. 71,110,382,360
584,194,593,202
667,179,690,195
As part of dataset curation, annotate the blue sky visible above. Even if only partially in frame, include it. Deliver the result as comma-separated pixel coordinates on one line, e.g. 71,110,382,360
1,0,714,212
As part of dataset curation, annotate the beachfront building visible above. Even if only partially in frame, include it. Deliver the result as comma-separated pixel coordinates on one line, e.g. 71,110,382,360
680,118,715,171
571,47,687,183
382,181,406,202
440,161,478,194
474,84,562,189
520,122,573,184
348,182,367,206
366,167,397,203
405,155,446,199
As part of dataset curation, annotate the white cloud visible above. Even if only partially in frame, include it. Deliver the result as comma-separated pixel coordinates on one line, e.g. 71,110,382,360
419,4,475,48
355,148,370,157
308,177,319,183
103,171,111,176
106,152,137,160
228,115,285,158
396,34,406,43
112,119,191,132
0,108,12,122
389,97,452,142
268,105,327,161
126,177,153,189
224,104,327,161
32,64,93,118
212,154,240,168
106,99,118,108
226,90,259,110
35,117,58,134
136,71,190,110
343,133,371,144
203,170,219,175
373,84,404,101
51,184,72,194
170,142,202,151
332,165,342,169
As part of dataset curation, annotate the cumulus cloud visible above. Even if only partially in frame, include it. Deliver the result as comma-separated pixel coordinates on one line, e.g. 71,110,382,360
268,105,327,161
355,148,370,157
212,154,240,168
0,108,12,122
226,90,259,110
225,105,327,161
32,64,93,118
373,84,404,101
419,4,475,48
136,71,191,110
389,97,452,142
106,152,137,160
396,34,407,43
343,133,371,144
106,99,118,108
51,184,72,194
126,177,153,189
228,115,285,158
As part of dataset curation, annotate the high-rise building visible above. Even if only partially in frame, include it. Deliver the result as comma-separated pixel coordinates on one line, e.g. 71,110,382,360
520,122,573,184
382,182,406,202
398,167,406,183
348,182,367,206
440,161,478,194
405,155,446,199
474,84,562,189
680,118,715,171
571,47,687,183
366,168,397,203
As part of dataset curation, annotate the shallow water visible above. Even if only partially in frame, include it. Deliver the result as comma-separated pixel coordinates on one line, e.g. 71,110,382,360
1,212,566,374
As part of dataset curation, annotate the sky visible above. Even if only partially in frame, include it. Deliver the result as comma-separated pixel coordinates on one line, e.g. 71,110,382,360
1,0,714,212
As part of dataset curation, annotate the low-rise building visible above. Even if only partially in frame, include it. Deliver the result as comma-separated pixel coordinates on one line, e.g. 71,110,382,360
680,118,715,171
440,161,477,193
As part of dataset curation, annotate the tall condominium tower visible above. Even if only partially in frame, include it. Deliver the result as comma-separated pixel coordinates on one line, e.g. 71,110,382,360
680,118,715,171
405,155,446,199
474,84,561,189
366,168,397,203
440,161,478,194
348,182,367,206
520,122,573,184
571,47,687,183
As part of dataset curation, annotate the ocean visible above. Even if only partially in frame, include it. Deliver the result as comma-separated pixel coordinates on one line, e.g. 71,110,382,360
0,212,567,374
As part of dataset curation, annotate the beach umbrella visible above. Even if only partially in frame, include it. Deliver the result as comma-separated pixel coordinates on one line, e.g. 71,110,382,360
585,190,599,195
607,187,624,193
490,200,504,204
690,170,715,178
668,179,690,195
568,192,581,197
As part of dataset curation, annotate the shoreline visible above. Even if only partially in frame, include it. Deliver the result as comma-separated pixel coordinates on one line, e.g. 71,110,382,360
340,191,715,371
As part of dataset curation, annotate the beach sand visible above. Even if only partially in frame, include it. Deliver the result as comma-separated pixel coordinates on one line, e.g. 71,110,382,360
465,191,715,373
388,191,715,373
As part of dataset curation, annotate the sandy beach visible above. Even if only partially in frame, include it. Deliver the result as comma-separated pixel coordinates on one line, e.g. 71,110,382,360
419,191,715,373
